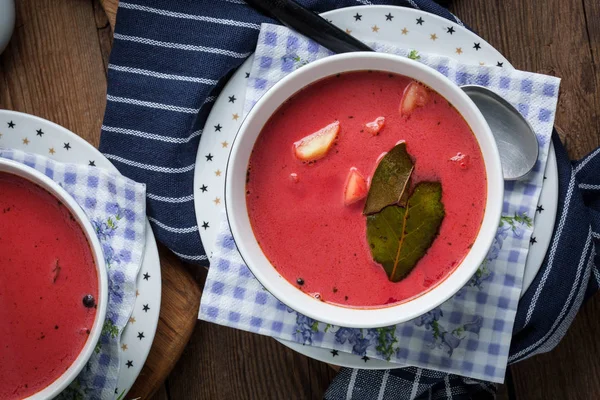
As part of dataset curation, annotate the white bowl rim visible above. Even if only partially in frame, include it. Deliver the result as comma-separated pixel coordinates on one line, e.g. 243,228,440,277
226,52,503,328
0,158,108,399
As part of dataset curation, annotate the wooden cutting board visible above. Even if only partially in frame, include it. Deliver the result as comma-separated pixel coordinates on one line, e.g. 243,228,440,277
98,1,202,399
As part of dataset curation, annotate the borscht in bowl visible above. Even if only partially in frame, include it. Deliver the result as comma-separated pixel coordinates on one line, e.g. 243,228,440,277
0,158,108,399
226,53,503,328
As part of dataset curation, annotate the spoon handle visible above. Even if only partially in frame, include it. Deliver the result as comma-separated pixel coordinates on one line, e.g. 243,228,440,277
245,0,374,53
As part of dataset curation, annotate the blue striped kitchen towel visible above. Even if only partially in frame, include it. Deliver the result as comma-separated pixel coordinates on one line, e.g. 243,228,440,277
100,0,600,398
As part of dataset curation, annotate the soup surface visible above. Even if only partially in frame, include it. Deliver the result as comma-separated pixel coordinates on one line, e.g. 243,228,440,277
0,172,98,399
246,71,486,308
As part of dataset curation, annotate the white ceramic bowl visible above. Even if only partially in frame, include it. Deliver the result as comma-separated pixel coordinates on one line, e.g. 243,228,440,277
226,52,503,328
0,0,15,54
0,158,108,399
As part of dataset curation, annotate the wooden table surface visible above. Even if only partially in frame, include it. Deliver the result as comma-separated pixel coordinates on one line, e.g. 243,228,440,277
2,0,600,399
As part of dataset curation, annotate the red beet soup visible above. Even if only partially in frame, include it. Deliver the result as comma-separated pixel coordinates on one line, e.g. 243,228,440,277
0,172,98,399
246,71,487,308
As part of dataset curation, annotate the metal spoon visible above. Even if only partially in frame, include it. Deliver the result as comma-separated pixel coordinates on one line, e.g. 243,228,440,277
246,0,539,179
461,85,538,180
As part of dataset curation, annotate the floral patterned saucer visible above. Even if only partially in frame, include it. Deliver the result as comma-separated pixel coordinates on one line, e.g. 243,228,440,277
193,5,558,369
0,110,161,398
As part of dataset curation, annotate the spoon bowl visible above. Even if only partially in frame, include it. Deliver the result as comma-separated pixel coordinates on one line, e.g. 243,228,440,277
462,85,539,180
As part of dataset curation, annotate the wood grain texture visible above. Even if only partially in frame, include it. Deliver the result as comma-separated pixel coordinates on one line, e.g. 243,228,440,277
0,2,201,400
167,321,337,399
0,0,107,144
150,384,170,400
101,0,119,28
94,0,113,75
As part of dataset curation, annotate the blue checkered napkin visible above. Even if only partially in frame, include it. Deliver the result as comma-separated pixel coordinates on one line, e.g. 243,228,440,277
199,25,560,383
0,149,146,400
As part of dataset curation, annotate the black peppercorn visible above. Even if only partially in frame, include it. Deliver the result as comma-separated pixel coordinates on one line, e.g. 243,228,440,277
83,294,95,308
296,278,304,286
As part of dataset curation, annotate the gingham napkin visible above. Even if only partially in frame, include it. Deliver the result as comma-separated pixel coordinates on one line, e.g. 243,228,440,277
199,24,560,383
0,149,146,400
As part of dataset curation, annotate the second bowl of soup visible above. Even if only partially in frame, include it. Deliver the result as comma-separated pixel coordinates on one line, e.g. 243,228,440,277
226,52,503,328
0,158,108,399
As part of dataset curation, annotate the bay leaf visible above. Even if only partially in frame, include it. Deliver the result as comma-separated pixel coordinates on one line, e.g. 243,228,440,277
398,178,410,207
366,182,445,282
363,142,414,215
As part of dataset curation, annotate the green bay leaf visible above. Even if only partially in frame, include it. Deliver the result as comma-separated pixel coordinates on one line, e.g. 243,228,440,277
363,142,414,215
366,182,445,282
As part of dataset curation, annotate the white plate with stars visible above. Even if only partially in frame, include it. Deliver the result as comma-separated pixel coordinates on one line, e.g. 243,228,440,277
0,110,161,398
193,5,558,369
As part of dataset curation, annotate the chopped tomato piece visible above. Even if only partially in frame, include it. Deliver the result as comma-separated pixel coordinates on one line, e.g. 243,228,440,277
344,167,368,205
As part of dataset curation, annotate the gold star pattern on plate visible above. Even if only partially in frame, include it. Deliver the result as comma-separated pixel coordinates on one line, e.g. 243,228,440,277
214,197,221,205
22,138,29,145
479,62,485,66
221,141,229,148
48,147,55,155
401,27,409,35
430,33,438,41
232,113,239,121
371,25,379,33
0,133,3,138
129,317,136,324
136,290,140,297
215,169,222,177
345,28,352,34
121,344,128,351
456,47,463,55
